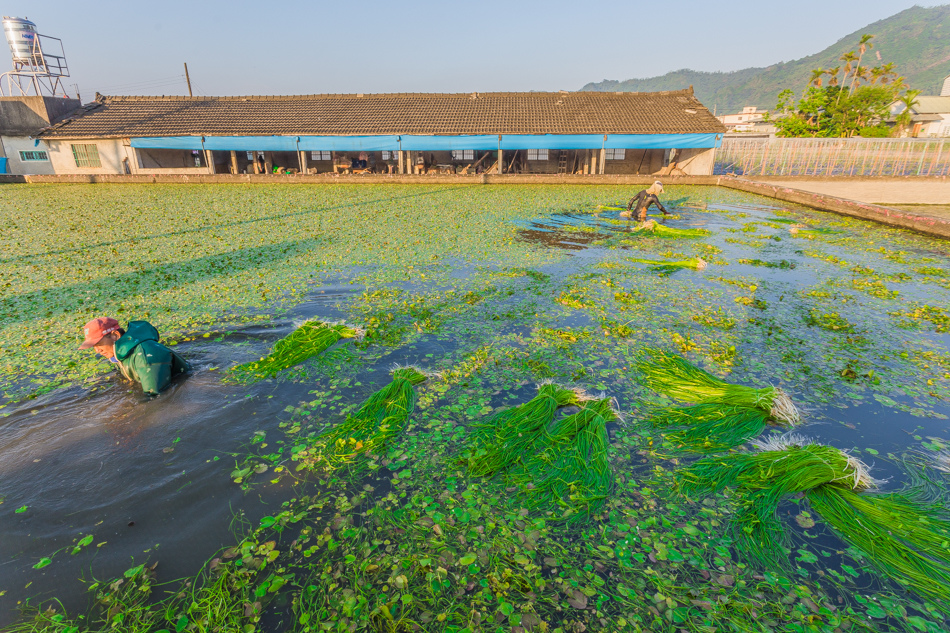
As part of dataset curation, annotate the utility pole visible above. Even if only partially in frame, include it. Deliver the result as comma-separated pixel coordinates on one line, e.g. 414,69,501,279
184,62,193,97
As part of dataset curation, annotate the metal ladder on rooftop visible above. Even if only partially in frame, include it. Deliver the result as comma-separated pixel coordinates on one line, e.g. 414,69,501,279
557,150,569,174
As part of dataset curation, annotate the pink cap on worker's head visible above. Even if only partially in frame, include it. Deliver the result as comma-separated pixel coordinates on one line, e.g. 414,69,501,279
79,317,121,349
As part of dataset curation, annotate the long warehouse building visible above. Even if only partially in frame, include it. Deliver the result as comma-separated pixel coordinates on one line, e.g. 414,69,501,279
36,89,725,176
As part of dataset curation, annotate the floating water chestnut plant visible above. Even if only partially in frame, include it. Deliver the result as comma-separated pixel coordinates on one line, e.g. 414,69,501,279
638,349,801,425
628,257,708,271
462,382,581,478
229,320,364,380
647,403,778,452
679,435,950,607
508,397,617,522
292,365,428,471
633,220,711,239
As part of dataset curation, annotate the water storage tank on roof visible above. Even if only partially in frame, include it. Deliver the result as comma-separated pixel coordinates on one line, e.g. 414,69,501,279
2,17,38,63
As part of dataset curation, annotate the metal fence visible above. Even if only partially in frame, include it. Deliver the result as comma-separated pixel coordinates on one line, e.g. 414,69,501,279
714,137,950,177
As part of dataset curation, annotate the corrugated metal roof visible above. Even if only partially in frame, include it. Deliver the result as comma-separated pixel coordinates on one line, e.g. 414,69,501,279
39,90,725,139
913,96,950,115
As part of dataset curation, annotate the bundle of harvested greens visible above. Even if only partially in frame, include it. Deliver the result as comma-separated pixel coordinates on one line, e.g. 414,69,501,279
292,366,428,472
628,257,707,271
508,398,617,521
463,382,581,478
646,403,774,452
638,349,800,425
633,220,711,239
679,435,950,607
230,320,364,380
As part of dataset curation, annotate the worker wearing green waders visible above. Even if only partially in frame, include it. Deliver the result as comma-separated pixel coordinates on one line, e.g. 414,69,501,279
622,181,668,221
80,317,189,395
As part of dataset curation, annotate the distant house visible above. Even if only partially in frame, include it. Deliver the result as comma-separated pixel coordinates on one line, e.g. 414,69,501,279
889,95,950,138
717,106,769,132
0,96,81,175
37,90,726,177
941,74,950,97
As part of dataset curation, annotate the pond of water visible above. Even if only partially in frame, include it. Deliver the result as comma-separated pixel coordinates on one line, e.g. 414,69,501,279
2,186,949,632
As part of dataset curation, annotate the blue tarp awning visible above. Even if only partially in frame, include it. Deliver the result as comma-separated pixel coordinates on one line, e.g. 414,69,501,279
130,133,721,152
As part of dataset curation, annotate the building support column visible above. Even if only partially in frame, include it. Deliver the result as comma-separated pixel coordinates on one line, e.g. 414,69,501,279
498,149,504,174
264,152,274,174
298,150,307,174
230,150,239,174
598,148,606,175
205,150,215,175
397,150,405,174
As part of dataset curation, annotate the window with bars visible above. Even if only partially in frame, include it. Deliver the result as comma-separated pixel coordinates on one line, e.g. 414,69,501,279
382,150,398,160
527,149,549,161
605,148,626,160
451,149,475,160
71,144,101,168
19,150,49,161
310,151,331,161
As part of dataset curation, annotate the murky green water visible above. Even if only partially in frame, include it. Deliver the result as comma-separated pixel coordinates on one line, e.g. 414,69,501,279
2,185,949,632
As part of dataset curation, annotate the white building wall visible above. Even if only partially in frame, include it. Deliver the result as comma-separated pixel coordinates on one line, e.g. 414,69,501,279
677,147,717,176
45,138,136,175
0,136,56,175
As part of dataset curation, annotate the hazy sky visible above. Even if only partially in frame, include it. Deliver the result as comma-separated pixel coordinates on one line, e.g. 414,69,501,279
1,0,931,100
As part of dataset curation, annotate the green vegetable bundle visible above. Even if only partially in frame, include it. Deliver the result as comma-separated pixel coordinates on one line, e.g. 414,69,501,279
628,257,707,271
638,349,800,425
679,435,950,607
633,220,711,239
647,403,773,452
230,320,364,380
463,382,580,478
294,366,428,472
509,398,617,522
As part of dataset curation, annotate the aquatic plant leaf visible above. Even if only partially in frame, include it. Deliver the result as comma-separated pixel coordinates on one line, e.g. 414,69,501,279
32,558,51,569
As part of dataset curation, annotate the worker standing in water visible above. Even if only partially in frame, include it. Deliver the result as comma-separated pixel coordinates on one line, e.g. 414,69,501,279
622,181,668,221
80,317,189,395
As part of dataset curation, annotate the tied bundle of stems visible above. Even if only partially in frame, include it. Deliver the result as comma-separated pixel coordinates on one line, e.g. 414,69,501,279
230,320,364,380
296,366,428,471
647,403,773,452
509,398,617,522
679,435,950,607
633,220,711,239
638,349,801,425
628,256,707,271
463,383,581,478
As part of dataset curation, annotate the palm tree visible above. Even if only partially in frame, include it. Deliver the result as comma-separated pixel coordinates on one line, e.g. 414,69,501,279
826,67,841,87
879,63,897,85
809,68,825,87
849,34,874,95
895,89,922,136
837,51,859,105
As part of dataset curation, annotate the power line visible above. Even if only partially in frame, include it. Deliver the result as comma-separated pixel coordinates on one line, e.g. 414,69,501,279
95,75,188,93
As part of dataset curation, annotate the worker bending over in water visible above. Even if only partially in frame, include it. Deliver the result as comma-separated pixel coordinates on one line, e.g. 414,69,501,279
622,181,668,221
80,317,189,395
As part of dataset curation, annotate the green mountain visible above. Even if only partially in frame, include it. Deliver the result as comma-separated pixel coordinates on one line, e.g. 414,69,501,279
581,5,950,114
